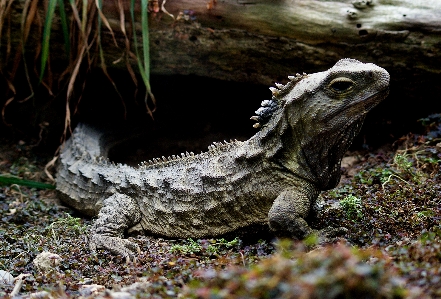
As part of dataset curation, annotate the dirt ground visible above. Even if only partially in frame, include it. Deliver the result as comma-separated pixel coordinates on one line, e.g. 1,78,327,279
1,119,441,298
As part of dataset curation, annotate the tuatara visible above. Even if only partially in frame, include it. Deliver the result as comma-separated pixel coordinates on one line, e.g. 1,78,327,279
56,59,390,259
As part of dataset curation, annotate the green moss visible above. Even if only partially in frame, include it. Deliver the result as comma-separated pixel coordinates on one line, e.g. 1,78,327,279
339,195,363,221
185,241,410,299
170,238,240,256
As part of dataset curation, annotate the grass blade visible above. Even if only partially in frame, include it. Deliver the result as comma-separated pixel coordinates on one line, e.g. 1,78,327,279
130,0,144,76
95,0,118,47
69,0,84,36
141,0,149,83
40,0,57,82
130,0,155,117
0,174,55,190
57,0,70,56
0,0,8,58
81,0,87,33
17,0,38,102
117,0,138,87
96,0,126,117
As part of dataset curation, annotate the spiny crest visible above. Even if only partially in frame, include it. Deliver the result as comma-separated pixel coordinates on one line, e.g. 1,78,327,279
250,100,278,129
208,139,237,152
250,72,308,128
138,139,239,169
94,156,111,166
270,72,308,99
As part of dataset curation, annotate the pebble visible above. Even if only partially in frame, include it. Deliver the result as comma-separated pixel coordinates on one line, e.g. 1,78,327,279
0,270,14,284
33,251,62,272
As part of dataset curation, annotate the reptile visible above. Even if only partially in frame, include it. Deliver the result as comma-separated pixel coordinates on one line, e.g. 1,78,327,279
56,59,390,259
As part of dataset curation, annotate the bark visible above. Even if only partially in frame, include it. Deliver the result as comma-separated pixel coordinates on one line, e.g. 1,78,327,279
4,0,441,86
102,0,441,85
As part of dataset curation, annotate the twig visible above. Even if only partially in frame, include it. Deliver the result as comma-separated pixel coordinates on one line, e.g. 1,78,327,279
381,173,410,189
10,184,24,203
161,0,174,19
10,273,31,297
239,251,246,267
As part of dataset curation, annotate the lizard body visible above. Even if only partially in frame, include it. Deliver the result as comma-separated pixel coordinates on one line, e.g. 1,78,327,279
56,59,390,258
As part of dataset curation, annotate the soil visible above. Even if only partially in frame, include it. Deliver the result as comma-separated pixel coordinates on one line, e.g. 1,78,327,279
1,114,441,298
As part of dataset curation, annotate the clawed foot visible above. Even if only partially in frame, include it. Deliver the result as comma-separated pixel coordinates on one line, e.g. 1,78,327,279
90,234,141,263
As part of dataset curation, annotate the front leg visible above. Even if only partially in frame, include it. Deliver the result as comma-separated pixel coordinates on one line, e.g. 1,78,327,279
268,188,346,242
268,188,314,239
90,193,142,261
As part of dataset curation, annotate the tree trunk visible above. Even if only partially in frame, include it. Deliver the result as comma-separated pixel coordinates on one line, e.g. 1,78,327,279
3,0,441,138
4,0,441,85
102,0,441,85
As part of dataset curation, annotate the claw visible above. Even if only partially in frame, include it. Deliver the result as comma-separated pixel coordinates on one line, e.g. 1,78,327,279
90,234,140,262
126,255,138,264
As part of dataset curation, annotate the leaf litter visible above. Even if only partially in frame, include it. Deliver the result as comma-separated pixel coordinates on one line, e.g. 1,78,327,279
1,117,441,298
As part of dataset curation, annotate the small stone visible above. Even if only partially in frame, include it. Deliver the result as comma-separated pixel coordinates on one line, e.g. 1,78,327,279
0,270,14,284
341,156,360,169
78,277,93,285
29,291,51,299
79,284,106,296
110,291,133,299
166,290,176,296
33,251,62,272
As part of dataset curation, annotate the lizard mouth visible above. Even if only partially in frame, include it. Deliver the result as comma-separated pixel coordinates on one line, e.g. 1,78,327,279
328,86,389,121
350,86,389,114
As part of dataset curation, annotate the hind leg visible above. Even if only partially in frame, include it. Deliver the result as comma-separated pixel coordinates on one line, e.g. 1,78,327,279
89,193,142,262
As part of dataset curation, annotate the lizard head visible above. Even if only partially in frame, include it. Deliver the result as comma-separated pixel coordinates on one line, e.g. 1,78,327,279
288,58,390,129
261,59,390,189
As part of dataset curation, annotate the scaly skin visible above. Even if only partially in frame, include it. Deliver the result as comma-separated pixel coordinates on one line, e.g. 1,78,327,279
56,59,390,259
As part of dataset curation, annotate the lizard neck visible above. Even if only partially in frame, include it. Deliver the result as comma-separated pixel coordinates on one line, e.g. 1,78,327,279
251,103,366,190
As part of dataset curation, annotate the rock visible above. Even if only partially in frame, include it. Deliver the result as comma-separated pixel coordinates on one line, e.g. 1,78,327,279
79,284,106,297
341,155,362,177
78,277,94,285
33,252,62,272
341,156,360,169
110,291,133,299
0,270,14,284
29,290,52,299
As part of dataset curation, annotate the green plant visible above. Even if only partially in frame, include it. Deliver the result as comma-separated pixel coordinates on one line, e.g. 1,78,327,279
355,151,429,189
185,241,409,299
1,1,155,145
416,210,435,220
355,167,393,186
170,237,239,256
46,213,87,243
328,185,354,198
339,195,363,220
170,238,202,255
394,154,412,172
393,153,422,182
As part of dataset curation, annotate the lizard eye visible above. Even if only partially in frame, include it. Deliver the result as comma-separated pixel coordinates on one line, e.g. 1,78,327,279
329,77,354,92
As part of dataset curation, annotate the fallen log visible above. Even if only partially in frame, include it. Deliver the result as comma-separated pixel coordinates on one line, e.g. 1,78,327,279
2,0,440,141
103,0,441,85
